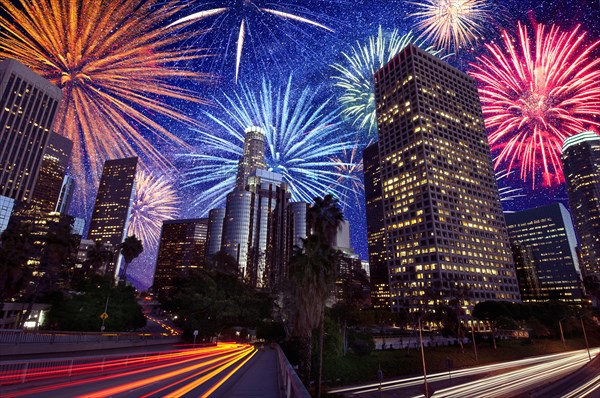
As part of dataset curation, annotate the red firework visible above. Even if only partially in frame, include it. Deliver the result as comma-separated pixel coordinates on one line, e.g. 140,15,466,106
470,22,600,188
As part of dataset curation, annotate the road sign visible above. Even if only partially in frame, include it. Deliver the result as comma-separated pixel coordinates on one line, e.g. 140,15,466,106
100,312,109,320
193,330,199,336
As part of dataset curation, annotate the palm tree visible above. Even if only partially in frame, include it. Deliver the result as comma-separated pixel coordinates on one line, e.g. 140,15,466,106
119,235,143,283
307,194,344,397
307,194,344,246
288,236,337,389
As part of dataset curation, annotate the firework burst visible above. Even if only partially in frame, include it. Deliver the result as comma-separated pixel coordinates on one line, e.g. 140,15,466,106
168,1,333,82
409,0,492,51
182,76,355,213
331,27,446,138
128,170,180,251
471,22,600,188
0,0,210,207
329,140,364,209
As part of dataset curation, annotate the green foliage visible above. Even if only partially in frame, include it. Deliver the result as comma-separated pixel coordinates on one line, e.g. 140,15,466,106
348,328,375,356
0,219,34,300
162,268,274,340
45,275,146,331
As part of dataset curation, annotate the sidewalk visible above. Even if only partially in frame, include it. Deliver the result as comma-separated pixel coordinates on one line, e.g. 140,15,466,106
214,347,280,397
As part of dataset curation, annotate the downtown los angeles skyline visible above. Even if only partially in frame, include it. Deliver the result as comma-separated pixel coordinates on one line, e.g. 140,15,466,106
1,0,599,289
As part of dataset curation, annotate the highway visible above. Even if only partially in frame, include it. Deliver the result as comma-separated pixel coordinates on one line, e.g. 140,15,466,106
329,348,600,397
0,343,277,398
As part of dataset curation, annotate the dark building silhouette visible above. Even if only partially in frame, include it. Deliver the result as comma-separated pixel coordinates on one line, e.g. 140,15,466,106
562,131,600,277
87,157,138,279
510,241,543,302
505,203,585,304
30,132,73,213
0,59,62,202
363,142,390,310
373,44,520,316
153,218,208,298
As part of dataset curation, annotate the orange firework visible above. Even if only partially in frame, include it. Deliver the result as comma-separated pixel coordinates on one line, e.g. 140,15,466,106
0,0,211,204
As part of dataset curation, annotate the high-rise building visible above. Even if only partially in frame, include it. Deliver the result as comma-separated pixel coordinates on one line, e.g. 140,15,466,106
510,241,543,302
153,218,208,298
87,157,138,279
363,142,390,310
206,208,226,256
0,195,15,233
373,44,520,315
30,132,73,213
505,203,585,304
0,59,62,202
562,131,600,277
55,175,75,214
288,202,308,250
235,126,267,190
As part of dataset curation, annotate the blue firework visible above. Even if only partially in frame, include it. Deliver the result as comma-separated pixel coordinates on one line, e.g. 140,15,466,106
182,76,357,214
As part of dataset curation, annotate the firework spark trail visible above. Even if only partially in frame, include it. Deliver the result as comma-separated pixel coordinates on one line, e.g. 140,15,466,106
128,170,180,251
331,27,446,138
471,22,600,188
182,76,356,213
168,1,333,82
0,0,210,207
329,139,364,209
409,0,492,51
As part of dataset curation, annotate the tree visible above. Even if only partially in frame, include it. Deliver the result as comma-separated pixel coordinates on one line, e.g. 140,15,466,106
46,274,145,331
306,194,344,398
0,219,34,300
119,235,143,283
287,236,337,389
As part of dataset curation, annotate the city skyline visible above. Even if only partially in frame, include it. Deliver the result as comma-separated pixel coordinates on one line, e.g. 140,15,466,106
0,0,599,290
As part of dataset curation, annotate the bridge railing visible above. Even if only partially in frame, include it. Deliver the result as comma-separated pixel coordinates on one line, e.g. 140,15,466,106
0,329,169,345
274,344,311,398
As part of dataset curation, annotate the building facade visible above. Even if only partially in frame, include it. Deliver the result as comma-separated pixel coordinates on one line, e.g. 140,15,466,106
0,195,15,233
505,203,585,304
373,44,520,316
0,59,62,202
510,241,543,302
235,126,267,190
87,157,138,279
562,131,600,277
207,208,226,256
55,175,75,214
29,131,73,213
363,142,390,310
153,218,208,298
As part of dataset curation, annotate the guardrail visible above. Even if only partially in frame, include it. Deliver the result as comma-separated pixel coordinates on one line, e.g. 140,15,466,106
275,344,311,398
0,329,170,345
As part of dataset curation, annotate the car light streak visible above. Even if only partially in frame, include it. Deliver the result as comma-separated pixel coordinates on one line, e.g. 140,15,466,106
432,350,596,397
328,348,599,396
563,374,600,398
75,345,254,398
163,347,256,397
199,347,257,397
1,344,249,398
0,345,235,386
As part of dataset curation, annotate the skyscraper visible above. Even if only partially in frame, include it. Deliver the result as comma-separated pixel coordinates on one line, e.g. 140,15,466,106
220,126,291,289
29,132,73,213
562,131,600,277
510,241,543,302
207,208,226,256
0,59,62,202
55,175,75,214
373,45,520,315
153,218,208,298
235,126,267,190
87,157,138,279
363,142,390,310
505,203,585,304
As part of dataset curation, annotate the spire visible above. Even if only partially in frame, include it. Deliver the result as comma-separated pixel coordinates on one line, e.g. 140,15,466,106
236,126,267,190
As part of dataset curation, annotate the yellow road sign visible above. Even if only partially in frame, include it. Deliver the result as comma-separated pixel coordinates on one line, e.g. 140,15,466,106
100,312,109,320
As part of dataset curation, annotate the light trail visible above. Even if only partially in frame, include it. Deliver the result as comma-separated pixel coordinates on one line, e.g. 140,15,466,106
329,348,599,396
1,344,252,398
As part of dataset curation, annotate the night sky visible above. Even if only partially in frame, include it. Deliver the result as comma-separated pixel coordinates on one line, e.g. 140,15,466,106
4,0,600,289
124,0,600,288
